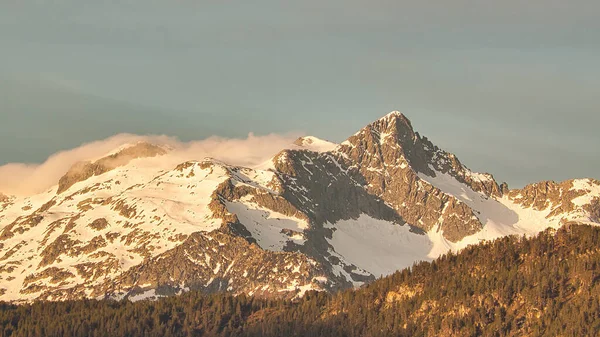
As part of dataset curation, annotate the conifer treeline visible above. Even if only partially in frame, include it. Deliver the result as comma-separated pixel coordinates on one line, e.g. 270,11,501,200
2,224,600,336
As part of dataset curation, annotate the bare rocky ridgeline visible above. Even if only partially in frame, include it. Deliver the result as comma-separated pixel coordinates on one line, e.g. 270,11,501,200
0,194,10,214
337,112,490,241
1,112,599,303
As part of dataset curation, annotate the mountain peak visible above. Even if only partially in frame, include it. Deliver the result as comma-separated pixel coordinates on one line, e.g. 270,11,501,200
293,136,338,153
377,111,413,130
57,142,167,194
352,111,417,147
380,110,408,121
340,112,417,156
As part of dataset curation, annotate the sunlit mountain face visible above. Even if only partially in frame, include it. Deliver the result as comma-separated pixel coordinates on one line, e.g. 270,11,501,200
1,112,598,303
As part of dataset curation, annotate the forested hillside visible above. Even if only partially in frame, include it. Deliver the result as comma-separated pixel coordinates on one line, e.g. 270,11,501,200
2,224,600,337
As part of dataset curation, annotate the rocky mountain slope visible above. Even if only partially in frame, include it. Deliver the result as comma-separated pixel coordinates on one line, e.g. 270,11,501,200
1,112,599,302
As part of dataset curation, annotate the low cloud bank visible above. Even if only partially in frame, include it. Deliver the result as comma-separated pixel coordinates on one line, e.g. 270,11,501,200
0,132,301,196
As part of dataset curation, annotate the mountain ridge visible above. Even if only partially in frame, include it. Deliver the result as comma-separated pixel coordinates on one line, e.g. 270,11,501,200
1,111,598,302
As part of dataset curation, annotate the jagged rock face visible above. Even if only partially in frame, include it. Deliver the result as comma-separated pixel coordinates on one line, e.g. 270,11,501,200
340,113,504,197
265,149,412,285
337,112,483,241
508,178,600,222
509,180,568,211
1,111,599,303
272,150,403,227
112,230,326,300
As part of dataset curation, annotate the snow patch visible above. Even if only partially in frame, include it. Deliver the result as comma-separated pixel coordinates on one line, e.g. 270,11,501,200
294,136,338,153
226,201,308,251
325,214,432,277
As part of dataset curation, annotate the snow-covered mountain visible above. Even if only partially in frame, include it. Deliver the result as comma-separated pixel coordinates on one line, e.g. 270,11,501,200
1,112,599,302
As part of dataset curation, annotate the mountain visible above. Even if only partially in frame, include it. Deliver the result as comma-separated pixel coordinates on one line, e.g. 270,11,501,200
1,112,599,302
2,224,600,337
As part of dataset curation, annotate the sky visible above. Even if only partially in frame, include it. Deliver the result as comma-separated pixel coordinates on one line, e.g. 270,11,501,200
0,0,599,188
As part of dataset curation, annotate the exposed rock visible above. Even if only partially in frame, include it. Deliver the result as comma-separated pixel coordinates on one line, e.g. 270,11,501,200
38,234,82,268
110,230,328,300
57,142,166,194
508,179,600,220
337,112,483,241
0,213,45,241
0,194,12,214
0,241,27,262
37,200,56,213
294,137,314,147
587,198,600,222
272,150,403,226
105,232,121,243
89,218,109,231
23,267,75,286
109,198,138,219
78,235,108,254
0,262,20,274
508,181,565,211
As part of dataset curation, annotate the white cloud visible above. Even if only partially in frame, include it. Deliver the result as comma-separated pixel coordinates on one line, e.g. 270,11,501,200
0,132,301,197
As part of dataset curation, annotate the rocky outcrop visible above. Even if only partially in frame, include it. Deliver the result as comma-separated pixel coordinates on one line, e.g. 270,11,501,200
110,230,328,300
38,234,82,268
89,218,109,231
587,198,600,222
23,268,75,288
57,142,166,194
509,181,566,211
272,150,404,227
0,194,11,215
337,112,484,241
342,112,504,198
508,179,600,219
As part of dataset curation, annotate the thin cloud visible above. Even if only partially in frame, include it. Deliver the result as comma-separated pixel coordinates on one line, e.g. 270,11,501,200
0,132,301,197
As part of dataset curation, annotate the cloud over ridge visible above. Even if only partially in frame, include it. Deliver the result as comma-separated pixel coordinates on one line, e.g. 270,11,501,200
0,132,301,197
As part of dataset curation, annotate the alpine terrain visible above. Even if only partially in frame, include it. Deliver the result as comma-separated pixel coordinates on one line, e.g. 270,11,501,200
1,112,599,303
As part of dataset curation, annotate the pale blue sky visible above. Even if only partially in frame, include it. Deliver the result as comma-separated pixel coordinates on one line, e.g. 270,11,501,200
1,0,599,187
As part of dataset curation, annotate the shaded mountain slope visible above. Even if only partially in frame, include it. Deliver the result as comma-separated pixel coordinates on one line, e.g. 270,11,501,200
1,224,599,336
